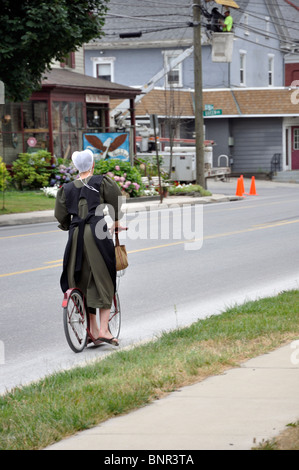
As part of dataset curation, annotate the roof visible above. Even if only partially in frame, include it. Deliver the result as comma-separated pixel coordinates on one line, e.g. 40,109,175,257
86,0,299,52
265,0,299,48
114,87,299,118
203,88,299,116
88,0,194,48
135,89,195,117
42,68,141,99
86,0,249,48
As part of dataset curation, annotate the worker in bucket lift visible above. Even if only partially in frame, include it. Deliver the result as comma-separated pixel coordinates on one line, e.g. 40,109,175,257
206,7,224,32
220,10,233,32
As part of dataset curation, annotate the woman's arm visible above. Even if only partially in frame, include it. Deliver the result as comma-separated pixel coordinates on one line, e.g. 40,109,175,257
54,186,71,230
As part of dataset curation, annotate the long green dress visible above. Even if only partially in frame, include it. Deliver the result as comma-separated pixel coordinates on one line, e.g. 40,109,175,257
55,175,123,311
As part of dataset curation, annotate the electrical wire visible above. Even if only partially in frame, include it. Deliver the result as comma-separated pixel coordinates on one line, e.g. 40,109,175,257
105,12,190,25
108,0,192,8
103,4,299,38
238,7,299,29
101,0,299,55
104,0,299,32
237,21,297,45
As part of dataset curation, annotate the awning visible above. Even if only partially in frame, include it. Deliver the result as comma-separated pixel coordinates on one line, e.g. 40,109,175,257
205,0,240,9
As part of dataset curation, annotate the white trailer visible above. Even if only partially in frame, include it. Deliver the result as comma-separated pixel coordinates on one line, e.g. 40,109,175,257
138,148,230,182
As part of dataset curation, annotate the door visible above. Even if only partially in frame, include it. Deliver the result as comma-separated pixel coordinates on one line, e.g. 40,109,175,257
291,127,299,170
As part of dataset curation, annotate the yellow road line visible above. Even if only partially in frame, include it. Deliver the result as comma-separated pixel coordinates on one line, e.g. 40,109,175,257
1,218,299,278
44,260,63,264
0,230,59,240
0,264,62,278
204,218,299,240
127,218,299,252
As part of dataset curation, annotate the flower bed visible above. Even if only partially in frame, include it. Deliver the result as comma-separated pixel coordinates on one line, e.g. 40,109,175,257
94,159,143,198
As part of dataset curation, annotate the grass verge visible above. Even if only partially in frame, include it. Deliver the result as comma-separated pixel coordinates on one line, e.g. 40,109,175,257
0,191,55,214
1,290,299,450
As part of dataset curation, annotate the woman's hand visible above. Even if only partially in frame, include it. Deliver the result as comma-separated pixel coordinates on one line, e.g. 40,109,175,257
110,221,128,235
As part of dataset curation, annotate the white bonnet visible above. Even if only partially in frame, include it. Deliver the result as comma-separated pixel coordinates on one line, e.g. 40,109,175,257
72,149,94,173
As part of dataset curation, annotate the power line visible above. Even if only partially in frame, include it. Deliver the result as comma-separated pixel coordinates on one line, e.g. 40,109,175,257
100,1,299,55
103,4,299,38
238,7,299,30
104,24,191,37
106,12,191,24
104,17,299,51
237,21,299,45
108,0,191,8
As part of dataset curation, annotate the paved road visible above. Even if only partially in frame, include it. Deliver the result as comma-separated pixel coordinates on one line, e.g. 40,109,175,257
0,179,298,394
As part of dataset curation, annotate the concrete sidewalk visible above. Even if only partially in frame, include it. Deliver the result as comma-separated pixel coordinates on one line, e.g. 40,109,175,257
45,341,299,450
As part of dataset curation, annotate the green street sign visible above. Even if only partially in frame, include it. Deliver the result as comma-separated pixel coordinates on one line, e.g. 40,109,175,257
203,109,222,116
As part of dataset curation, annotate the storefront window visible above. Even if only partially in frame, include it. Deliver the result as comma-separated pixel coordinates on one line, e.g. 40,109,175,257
22,100,49,154
86,105,107,131
22,101,48,130
0,101,49,164
52,101,83,158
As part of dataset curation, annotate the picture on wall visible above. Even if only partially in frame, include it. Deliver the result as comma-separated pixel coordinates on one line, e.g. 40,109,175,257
83,132,130,161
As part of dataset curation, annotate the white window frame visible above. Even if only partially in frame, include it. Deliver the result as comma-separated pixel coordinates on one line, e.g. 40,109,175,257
239,50,247,86
162,50,183,88
268,54,274,87
90,56,116,82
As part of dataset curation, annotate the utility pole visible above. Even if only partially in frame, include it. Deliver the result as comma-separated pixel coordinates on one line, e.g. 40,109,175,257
193,1,206,189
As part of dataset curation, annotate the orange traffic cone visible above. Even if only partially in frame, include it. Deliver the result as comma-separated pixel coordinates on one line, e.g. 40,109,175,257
248,176,258,195
235,178,244,197
240,174,245,194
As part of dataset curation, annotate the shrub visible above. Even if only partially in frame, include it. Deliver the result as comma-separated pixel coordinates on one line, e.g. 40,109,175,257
12,151,53,190
0,157,11,192
50,158,77,187
94,159,143,197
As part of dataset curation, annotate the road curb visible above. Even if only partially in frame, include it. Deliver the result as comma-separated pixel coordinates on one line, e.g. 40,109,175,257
0,194,243,227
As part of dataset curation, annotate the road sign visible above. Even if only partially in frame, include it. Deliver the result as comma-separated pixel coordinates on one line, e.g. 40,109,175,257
203,109,222,116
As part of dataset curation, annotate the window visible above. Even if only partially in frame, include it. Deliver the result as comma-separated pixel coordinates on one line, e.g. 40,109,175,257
52,101,84,158
91,57,115,82
163,50,183,88
268,54,274,86
294,129,299,150
60,52,75,69
239,51,247,86
96,63,112,82
86,104,107,131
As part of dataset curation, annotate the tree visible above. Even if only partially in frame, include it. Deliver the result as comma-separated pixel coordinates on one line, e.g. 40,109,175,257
0,0,109,102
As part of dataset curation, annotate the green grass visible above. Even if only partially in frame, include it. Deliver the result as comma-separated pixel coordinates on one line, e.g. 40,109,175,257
1,290,299,450
254,420,299,450
0,191,55,214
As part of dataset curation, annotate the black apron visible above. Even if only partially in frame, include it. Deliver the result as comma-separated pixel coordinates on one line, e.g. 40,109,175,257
60,175,116,294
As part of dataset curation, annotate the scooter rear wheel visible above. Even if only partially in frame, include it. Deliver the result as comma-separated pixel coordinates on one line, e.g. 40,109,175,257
63,289,88,353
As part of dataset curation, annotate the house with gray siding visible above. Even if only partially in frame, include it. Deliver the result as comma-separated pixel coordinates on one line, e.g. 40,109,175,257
84,0,299,176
